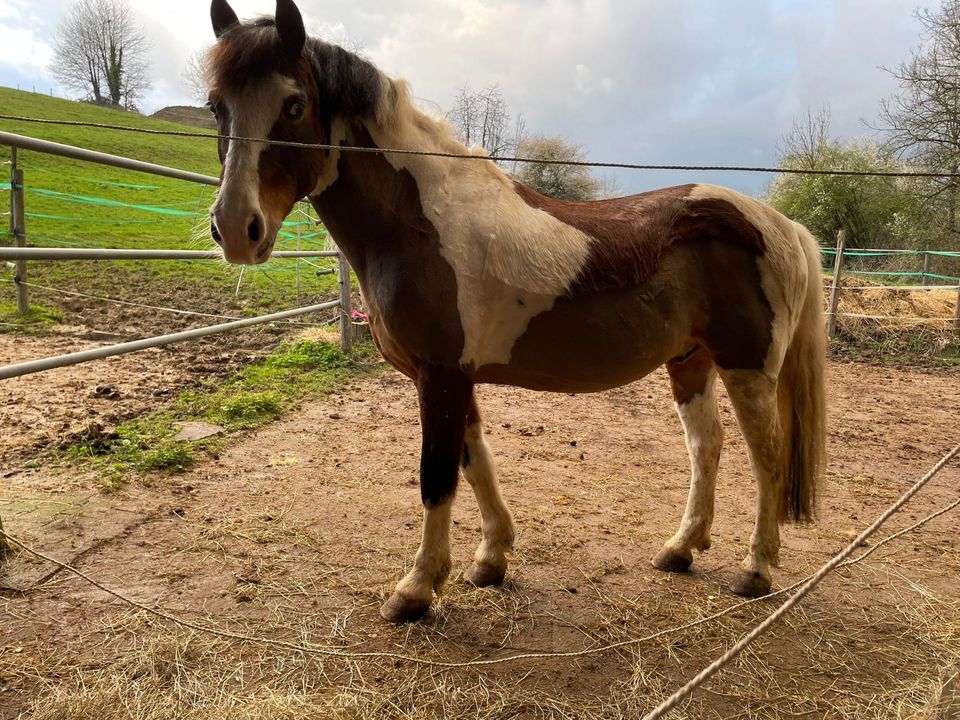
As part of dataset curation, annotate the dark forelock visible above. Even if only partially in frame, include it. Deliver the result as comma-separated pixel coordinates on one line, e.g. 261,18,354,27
207,18,381,119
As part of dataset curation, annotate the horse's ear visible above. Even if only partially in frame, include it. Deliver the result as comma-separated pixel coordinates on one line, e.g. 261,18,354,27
276,0,306,58
211,0,239,38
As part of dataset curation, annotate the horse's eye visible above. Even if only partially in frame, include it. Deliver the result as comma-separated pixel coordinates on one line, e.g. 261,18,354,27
287,101,306,119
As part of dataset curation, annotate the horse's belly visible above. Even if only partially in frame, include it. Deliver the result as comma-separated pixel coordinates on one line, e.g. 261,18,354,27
473,286,690,393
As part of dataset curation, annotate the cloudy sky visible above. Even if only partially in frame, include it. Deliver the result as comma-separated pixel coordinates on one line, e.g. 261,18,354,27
0,0,930,195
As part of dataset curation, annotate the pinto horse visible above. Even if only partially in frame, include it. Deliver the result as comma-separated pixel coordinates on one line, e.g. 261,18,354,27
205,0,827,623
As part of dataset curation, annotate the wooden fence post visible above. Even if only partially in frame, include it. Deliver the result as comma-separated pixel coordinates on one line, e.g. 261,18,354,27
954,283,960,337
826,230,846,339
922,252,931,287
9,148,28,316
338,250,352,352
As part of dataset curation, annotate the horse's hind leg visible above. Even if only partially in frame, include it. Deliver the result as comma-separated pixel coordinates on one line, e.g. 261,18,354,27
462,393,515,587
652,350,723,573
719,368,784,597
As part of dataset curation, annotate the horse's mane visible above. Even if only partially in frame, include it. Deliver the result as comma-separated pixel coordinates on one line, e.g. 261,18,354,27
206,18,487,161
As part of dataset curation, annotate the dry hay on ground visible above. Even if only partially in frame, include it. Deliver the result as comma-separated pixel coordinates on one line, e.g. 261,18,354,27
2,361,959,719
835,278,957,328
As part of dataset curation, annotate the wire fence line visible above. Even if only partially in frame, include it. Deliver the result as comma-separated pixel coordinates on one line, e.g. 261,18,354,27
4,115,960,179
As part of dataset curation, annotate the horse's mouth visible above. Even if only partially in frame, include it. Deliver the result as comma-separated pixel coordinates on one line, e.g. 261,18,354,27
255,237,276,263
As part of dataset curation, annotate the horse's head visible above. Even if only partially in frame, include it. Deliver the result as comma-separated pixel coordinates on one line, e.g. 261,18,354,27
205,0,328,265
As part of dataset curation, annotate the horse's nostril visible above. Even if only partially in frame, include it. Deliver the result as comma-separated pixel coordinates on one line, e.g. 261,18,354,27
210,220,223,246
247,215,262,243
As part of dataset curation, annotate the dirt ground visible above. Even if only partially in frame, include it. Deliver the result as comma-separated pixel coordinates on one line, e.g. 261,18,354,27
1,352,958,718
0,292,331,465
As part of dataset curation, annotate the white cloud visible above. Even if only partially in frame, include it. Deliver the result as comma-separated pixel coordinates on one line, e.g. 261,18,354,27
0,24,52,70
0,0,930,194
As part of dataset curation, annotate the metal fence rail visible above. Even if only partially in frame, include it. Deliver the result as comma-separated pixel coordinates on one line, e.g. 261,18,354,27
0,248,338,261
0,301,340,381
0,130,219,186
2,132,355,378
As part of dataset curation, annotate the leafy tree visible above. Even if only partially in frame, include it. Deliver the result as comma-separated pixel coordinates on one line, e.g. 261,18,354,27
767,109,909,249
875,0,960,244
50,0,150,109
515,135,604,201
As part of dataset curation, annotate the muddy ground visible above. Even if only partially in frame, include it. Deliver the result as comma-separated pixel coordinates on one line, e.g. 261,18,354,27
1,342,958,717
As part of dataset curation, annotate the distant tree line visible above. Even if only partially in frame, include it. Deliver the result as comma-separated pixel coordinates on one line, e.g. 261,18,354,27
767,0,960,255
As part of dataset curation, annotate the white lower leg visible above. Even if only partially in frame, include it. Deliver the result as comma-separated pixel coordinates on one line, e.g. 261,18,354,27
393,501,453,605
664,381,723,556
463,422,514,580
722,370,784,593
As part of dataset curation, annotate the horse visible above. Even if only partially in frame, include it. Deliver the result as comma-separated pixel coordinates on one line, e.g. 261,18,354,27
204,0,827,624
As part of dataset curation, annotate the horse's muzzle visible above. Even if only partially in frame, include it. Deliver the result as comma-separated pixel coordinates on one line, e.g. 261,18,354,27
210,210,274,265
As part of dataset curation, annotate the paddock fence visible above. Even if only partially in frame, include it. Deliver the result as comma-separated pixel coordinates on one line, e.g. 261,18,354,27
823,229,960,337
1,130,357,382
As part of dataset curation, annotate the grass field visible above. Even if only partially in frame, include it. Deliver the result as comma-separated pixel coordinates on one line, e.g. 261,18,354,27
0,87,338,315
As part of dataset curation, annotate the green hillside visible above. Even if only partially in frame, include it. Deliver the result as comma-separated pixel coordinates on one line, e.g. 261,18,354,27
0,87,337,316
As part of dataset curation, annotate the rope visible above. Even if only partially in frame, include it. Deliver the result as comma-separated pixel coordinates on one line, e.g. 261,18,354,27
0,446,956,673
3,114,960,179
641,443,959,720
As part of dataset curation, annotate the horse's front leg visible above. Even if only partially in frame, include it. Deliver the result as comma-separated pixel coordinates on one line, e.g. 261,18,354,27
380,365,473,623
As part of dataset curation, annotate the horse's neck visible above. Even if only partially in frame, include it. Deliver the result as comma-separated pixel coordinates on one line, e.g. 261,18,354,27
311,109,490,266
309,118,455,280
314,110,595,304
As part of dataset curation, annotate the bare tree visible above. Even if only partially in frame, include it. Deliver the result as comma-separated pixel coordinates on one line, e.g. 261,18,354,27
448,84,524,161
875,0,960,236
779,106,832,169
182,49,209,104
515,135,603,201
50,0,151,109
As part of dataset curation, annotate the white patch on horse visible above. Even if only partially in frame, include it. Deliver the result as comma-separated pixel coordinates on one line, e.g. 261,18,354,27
309,118,347,196
216,74,302,247
391,500,453,606
664,374,722,557
462,420,514,575
364,80,594,369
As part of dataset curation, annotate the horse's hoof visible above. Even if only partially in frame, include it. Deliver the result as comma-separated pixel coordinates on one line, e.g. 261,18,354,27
730,571,771,598
651,547,693,573
379,593,431,624
464,562,507,588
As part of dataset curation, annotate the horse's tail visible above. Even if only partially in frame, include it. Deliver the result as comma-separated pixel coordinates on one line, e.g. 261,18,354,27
778,224,827,523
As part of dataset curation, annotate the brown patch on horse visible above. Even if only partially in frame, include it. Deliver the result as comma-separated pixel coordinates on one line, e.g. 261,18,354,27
666,347,714,405
511,182,766,293
310,123,465,373
508,182,773,372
